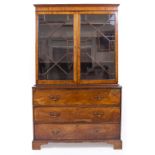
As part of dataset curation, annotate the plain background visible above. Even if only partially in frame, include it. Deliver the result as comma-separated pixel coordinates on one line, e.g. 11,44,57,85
0,0,155,155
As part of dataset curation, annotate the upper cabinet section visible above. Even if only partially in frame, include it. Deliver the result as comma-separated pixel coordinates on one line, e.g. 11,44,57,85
35,4,119,84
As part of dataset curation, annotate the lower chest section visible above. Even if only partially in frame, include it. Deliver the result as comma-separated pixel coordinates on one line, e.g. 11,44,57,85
33,86,121,141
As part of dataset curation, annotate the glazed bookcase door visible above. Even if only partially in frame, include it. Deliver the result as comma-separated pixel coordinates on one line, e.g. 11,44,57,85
36,11,118,84
79,13,118,84
37,14,75,84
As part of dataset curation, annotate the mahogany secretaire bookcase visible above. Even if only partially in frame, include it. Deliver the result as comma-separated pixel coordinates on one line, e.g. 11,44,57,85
32,4,122,150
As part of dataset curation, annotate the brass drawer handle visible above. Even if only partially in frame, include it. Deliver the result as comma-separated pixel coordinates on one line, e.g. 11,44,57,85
48,95,60,101
49,112,60,118
93,112,105,117
93,96,104,101
51,129,60,135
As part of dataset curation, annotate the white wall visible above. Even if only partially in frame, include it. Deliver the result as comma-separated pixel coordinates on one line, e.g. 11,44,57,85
0,0,155,155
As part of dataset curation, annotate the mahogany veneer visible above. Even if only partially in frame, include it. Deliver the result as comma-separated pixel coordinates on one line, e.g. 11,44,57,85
33,88,121,106
34,107,120,123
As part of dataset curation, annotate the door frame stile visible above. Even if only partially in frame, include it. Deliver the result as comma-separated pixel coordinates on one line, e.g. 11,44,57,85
74,13,80,84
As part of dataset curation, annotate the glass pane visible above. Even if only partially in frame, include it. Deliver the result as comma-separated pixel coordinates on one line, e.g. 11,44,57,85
80,14,115,80
38,15,73,80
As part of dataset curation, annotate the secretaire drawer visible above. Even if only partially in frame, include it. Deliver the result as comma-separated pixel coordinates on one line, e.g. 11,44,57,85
33,89,121,106
34,107,120,123
34,123,120,140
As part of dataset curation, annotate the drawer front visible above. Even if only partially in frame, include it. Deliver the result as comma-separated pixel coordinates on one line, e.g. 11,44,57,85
34,107,120,123
33,89,120,106
34,124,120,140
